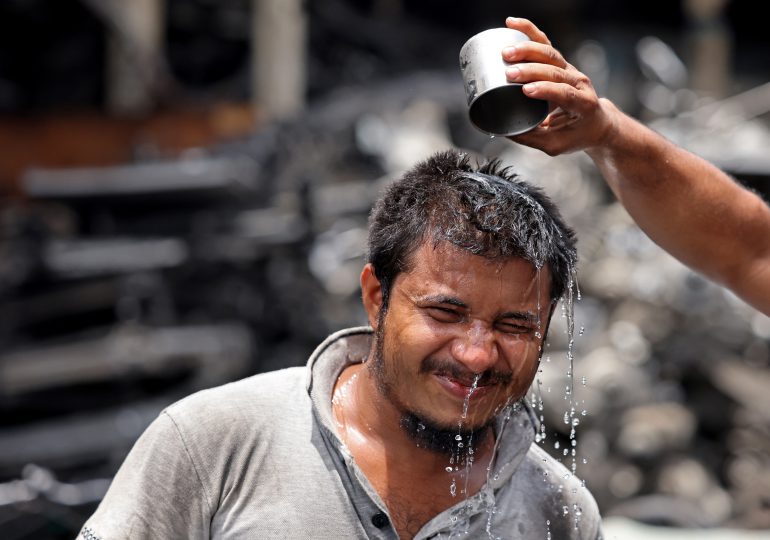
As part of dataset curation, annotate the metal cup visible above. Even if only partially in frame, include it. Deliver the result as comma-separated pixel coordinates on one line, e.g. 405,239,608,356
459,28,549,137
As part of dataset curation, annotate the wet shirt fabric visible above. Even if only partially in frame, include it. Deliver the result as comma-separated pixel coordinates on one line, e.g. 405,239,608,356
79,327,603,540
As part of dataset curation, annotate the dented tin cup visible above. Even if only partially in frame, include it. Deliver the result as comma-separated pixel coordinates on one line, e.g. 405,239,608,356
459,28,549,137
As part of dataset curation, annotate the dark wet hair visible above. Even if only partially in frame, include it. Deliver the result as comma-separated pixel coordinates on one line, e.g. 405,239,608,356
367,149,577,308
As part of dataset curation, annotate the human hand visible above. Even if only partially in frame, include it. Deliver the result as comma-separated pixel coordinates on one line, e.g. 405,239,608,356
502,17,617,156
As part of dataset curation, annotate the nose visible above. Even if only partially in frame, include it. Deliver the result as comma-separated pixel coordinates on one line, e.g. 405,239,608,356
450,322,499,374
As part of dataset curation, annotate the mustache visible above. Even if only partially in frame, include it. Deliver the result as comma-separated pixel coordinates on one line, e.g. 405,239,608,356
419,357,513,387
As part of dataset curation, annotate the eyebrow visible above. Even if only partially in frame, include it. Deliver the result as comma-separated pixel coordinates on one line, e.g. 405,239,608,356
417,295,539,324
498,311,539,324
417,295,468,309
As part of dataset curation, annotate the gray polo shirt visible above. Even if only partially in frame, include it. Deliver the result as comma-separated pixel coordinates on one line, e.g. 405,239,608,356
79,327,602,539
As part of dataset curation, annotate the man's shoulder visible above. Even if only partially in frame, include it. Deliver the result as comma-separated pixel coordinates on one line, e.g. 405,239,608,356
491,442,601,538
522,442,602,530
523,442,593,498
163,366,309,432
174,365,305,404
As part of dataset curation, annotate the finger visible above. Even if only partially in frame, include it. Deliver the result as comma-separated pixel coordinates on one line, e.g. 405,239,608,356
541,109,581,130
502,41,567,68
509,127,570,157
506,62,581,87
522,80,597,115
505,17,551,46
508,127,548,147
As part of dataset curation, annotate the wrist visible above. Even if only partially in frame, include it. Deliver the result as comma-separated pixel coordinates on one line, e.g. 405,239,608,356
584,98,622,160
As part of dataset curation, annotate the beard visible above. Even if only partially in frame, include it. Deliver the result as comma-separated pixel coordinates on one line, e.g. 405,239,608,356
369,311,506,457
397,409,492,458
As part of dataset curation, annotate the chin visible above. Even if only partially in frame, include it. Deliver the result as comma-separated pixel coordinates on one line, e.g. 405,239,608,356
399,410,493,456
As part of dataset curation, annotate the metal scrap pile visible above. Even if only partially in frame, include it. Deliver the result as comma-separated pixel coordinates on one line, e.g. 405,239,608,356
1,72,769,538
516,143,770,530
0,126,326,535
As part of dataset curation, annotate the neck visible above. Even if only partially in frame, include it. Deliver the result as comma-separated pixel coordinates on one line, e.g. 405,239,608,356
332,361,496,478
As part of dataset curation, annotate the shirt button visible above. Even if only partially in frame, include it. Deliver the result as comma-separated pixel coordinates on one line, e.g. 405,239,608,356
371,512,390,528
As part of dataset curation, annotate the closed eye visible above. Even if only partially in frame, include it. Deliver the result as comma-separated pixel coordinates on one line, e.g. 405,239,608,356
426,306,464,323
495,320,536,335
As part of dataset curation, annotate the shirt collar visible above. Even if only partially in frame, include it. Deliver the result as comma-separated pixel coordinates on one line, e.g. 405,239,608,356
306,326,537,490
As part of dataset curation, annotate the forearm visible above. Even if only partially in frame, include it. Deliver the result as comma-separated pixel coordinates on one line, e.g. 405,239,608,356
499,16,770,313
586,99,770,313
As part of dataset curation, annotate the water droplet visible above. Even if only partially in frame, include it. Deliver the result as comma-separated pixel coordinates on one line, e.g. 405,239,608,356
446,466,453,473
455,434,462,441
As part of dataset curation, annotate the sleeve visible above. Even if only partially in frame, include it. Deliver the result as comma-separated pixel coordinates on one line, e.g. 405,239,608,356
76,412,213,540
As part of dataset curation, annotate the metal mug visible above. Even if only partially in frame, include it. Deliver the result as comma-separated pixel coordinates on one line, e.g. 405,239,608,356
459,28,549,137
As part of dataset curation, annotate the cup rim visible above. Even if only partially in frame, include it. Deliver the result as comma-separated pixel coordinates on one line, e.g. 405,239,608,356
459,27,531,55
467,84,549,137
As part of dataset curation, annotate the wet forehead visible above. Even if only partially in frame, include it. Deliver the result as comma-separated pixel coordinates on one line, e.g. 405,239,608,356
397,241,551,309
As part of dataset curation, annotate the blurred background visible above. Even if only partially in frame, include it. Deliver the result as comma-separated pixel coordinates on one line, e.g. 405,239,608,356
0,1,769,539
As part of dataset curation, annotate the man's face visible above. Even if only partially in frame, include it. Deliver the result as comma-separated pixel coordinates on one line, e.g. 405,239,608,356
364,240,553,433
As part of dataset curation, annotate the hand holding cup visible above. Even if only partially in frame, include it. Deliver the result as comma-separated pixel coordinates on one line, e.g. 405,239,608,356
500,17,616,156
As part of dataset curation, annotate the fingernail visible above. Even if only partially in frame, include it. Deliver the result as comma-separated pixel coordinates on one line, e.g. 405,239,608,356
506,17,519,24
502,46,517,58
506,67,521,80
523,82,538,94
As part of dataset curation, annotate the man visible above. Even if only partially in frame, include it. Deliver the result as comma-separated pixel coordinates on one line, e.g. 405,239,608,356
502,17,770,315
79,151,601,539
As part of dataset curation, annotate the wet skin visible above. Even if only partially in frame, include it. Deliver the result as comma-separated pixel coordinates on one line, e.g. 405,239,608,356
333,240,553,538
367,240,551,430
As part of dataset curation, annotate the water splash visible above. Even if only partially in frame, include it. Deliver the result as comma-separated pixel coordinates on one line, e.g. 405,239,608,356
562,269,581,477
446,374,482,537
528,262,587,533
526,260,585,507
482,400,517,538
460,374,480,421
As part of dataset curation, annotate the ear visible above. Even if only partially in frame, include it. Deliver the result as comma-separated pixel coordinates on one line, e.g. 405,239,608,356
360,263,384,329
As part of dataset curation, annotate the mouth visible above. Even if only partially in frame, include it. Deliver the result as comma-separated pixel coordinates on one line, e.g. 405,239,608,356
432,373,497,400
